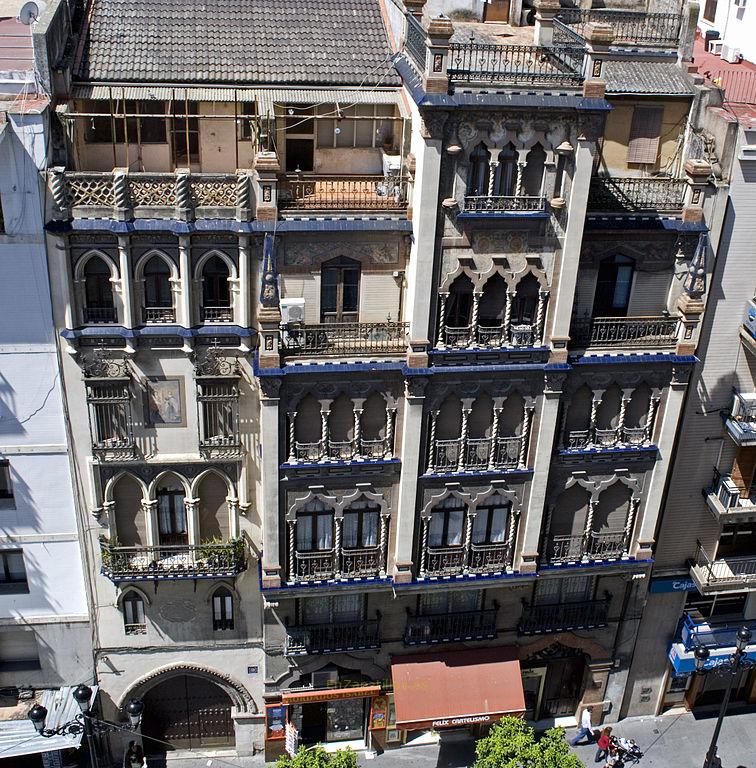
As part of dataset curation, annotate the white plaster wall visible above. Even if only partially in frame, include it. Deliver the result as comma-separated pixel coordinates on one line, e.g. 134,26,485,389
698,2,756,65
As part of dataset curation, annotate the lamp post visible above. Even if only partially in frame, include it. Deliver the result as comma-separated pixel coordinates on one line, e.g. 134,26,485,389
694,626,754,768
28,684,144,768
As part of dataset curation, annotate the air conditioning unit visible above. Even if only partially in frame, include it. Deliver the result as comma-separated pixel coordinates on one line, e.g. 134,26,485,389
721,45,742,63
709,40,724,55
717,475,740,509
280,298,305,325
743,299,756,338
732,391,756,421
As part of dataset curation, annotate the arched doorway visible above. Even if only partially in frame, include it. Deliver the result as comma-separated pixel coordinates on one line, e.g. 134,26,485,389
521,642,586,721
142,674,235,751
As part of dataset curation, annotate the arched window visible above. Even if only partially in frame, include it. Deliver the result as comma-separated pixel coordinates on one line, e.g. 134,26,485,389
467,143,490,197
296,499,334,552
472,493,509,545
122,591,146,635
493,143,517,196
212,586,234,631
156,478,187,546
144,257,172,307
83,257,115,323
201,255,232,322
522,143,546,197
592,255,635,318
511,274,540,326
429,496,466,548
321,256,360,323
445,274,474,336
343,498,380,549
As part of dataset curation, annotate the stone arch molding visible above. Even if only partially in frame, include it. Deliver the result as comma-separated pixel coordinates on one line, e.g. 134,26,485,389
455,118,569,155
439,258,549,296
133,248,179,282
272,655,387,690
117,663,257,713
287,489,390,520
74,249,120,281
421,487,473,518
103,468,237,505
193,248,239,281
564,472,642,504
520,633,611,663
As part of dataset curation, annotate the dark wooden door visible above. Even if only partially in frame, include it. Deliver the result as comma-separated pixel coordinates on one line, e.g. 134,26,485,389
484,0,510,23
541,657,585,718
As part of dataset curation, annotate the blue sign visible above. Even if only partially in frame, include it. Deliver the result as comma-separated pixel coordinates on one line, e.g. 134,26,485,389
650,576,698,594
668,642,756,674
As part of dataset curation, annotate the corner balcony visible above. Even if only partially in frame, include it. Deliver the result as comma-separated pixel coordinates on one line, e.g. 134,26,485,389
427,436,523,475
555,8,682,49
570,315,679,351
587,176,688,215
518,596,610,636
278,174,408,213
705,472,756,523
100,540,247,583
49,169,252,222
282,321,408,358
404,608,498,646
544,530,629,567
690,541,756,594
725,392,756,446
284,618,380,656
669,612,756,673
459,195,548,218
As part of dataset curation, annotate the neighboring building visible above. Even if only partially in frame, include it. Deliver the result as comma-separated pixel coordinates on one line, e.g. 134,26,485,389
698,0,756,66
0,0,92,763
34,0,735,761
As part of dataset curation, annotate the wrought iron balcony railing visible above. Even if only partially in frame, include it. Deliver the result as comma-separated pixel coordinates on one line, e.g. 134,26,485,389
100,539,246,582
91,435,137,462
439,322,540,349
293,550,336,582
447,41,585,87
284,619,380,656
421,541,512,577
83,307,117,324
565,426,651,451
587,176,688,213
143,307,176,324
424,545,468,577
570,315,678,349
681,612,756,652
555,8,682,48
290,545,386,583
428,436,523,473
691,541,756,592
404,608,498,645
291,436,393,464
405,13,427,73
462,195,547,213
546,530,628,565
282,321,408,357
519,597,610,635
201,306,233,323
279,174,409,211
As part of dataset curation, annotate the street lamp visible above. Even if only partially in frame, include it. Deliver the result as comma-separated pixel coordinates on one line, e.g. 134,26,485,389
28,685,144,768
694,626,754,768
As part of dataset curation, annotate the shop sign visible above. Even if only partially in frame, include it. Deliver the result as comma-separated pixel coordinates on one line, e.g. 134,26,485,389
285,722,299,757
650,577,698,594
282,685,381,705
431,714,494,729
265,704,287,741
370,696,389,730
668,642,756,674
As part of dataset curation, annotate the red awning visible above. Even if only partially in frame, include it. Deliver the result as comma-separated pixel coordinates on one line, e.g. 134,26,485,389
390,646,525,730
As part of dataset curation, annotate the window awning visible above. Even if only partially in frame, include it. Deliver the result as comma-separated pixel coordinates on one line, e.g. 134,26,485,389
391,647,525,731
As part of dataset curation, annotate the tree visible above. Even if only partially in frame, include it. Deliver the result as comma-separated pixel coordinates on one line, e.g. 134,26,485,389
473,717,585,768
276,746,358,768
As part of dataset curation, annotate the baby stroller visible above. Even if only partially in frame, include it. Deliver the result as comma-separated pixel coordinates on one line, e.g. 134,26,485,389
610,735,644,765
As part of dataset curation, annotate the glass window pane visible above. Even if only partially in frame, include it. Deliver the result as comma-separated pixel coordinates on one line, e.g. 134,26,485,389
343,513,358,549
6,553,25,581
450,590,479,612
472,511,488,544
429,513,444,547
224,595,233,617
303,596,330,624
297,516,312,551
362,512,378,547
333,593,361,622
612,265,633,309
534,578,560,605
490,506,507,543
447,509,463,546
213,595,222,620
421,591,448,614
563,575,591,602
317,513,333,550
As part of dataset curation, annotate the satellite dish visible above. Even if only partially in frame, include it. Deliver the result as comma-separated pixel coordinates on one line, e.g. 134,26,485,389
18,0,46,24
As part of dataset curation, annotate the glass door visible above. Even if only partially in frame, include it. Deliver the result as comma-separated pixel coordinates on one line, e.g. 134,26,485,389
521,668,547,721
326,697,365,742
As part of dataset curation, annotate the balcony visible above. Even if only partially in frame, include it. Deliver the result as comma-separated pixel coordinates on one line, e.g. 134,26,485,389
83,307,117,324
439,322,541,350
725,392,756,446
564,426,651,451
404,608,498,645
447,40,584,87
279,174,408,212
290,437,393,464
282,321,408,358
421,541,512,578
545,530,628,566
143,307,176,324
50,170,251,222
587,177,688,214
460,195,547,216
100,540,247,582
284,619,380,656
690,541,756,594
705,472,756,523
427,436,523,474
555,9,682,49
680,612,756,652
570,315,678,350
201,306,233,323
518,597,610,635
290,545,386,584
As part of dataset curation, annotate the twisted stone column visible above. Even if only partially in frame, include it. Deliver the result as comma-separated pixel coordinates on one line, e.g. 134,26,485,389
436,294,448,347
488,407,502,470
287,412,296,463
503,291,514,344
385,406,396,458
427,410,439,473
536,290,549,344
379,515,389,577
352,407,363,460
457,407,471,473
288,520,296,583
519,404,535,469
420,517,430,577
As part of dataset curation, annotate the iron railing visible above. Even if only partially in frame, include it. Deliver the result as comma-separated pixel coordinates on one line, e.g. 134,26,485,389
571,315,679,349
681,612,756,652
519,598,610,635
143,307,175,324
588,176,687,213
428,436,522,473
693,541,756,589
201,306,233,323
293,550,336,581
423,542,512,576
404,608,498,645
440,322,540,349
469,542,511,573
462,195,547,213
280,174,408,211
341,547,383,578
100,540,246,581
556,9,682,47
424,545,468,577
83,307,117,324
282,321,408,356
405,13,427,73
448,41,584,86
547,530,628,565
124,623,147,636
284,619,380,656
565,426,650,450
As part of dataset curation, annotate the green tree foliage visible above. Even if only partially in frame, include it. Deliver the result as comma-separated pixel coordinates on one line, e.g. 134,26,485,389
276,746,358,768
473,717,586,768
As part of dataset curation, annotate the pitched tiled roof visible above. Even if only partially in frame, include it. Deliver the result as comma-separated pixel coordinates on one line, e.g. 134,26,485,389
603,61,694,95
76,0,398,86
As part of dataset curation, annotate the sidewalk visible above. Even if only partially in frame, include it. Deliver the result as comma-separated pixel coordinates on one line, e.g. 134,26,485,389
142,707,756,768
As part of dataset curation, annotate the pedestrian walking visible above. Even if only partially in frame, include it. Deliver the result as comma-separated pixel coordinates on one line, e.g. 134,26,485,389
595,726,613,763
123,741,147,768
570,705,595,746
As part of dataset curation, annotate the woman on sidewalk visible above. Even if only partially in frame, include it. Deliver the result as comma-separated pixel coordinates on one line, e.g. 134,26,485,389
595,727,613,763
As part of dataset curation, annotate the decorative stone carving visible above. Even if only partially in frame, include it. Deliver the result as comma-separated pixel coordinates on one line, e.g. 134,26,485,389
281,239,402,269
159,599,197,623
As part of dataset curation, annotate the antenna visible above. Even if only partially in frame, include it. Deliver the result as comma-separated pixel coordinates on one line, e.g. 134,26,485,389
17,1,46,24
